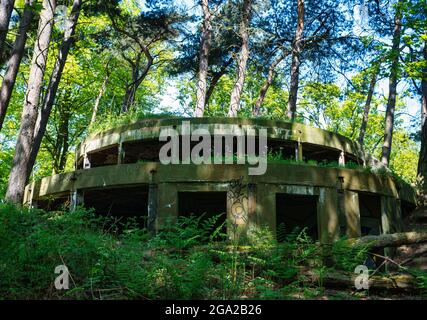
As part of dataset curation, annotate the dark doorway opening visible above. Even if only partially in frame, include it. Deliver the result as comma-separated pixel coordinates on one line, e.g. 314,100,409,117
358,192,382,236
401,200,416,220
37,194,70,211
276,193,319,240
84,185,149,231
178,191,227,237
358,192,386,269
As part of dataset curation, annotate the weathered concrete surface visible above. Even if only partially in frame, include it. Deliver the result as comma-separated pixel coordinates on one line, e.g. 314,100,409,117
381,196,397,235
23,118,417,243
75,117,365,163
318,188,340,244
227,178,249,240
24,163,416,204
22,162,415,244
343,190,361,238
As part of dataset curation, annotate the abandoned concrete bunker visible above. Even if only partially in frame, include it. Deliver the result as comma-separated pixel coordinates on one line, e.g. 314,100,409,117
23,117,416,243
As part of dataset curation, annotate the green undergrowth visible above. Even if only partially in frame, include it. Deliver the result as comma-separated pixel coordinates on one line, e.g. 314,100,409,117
88,112,297,135
89,110,180,135
267,150,367,171
0,204,425,299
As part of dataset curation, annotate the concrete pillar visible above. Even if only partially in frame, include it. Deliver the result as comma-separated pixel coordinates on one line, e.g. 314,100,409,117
227,178,249,240
74,150,78,170
255,183,276,232
381,196,398,260
395,199,403,232
247,183,257,229
343,190,361,238
83,153,91,169
147,183,158,232
317,188,339,266
156,183,177,230
295,140,303,161
118,141,124,164
380,196,395,235
317,187,339,244
337,191,346,236
70,190,84,212
25,181,36,207
338,151,345,166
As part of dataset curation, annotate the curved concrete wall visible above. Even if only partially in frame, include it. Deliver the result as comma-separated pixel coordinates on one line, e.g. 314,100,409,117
24,118,416,243
24,163,416,243
75,117,367,163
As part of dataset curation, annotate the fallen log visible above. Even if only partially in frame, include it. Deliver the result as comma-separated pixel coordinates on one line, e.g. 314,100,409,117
347,232,427,250
299,267,421,292
400,247,427,266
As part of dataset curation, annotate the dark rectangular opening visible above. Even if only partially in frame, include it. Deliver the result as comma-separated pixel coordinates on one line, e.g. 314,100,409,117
401,200,416,219
267,139,297,161
178,191,227,235
123,139,163,163
84,185,149,229
358,192,382,236
302,143,341,163
345,153,364,166
37,194,70,211
276,193,319,240
182,136,264,163
358,192,386,269
86,145,119,168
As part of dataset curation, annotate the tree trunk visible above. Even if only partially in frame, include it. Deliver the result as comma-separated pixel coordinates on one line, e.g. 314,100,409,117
381,0,403,166
0,0,34,132
122,86,134,113
286,0,304,121
253,50,288,116
348,231,427,250
417,40,427,190
358,64,380,147
90,74,109,127
0,0,15,59
121,49,153,113
205,57,233,107
228,0,251,117
195,0,212,117
54,102,70,174
5,0,56,204
300,267,420,292
122,78,138,113
26,0,81,180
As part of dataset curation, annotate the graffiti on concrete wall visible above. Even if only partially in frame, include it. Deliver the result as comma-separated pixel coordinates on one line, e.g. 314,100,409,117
228,177,248,238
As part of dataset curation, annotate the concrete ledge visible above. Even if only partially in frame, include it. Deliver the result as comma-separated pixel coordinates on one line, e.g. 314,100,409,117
75,117,365,162
24,162,416,205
